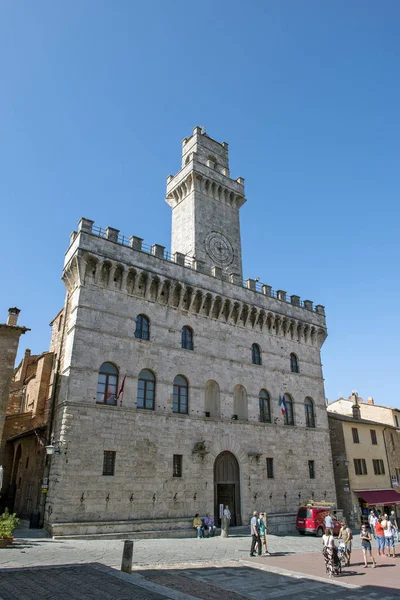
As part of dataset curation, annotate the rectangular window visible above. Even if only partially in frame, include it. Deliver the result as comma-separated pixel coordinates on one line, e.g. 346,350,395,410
266,457,274,479
352,428,359,443
103,451,116,476
173,454,182,477
395,415,399,427
370,430,377,445
354,458,367,475
308,460,315,479
396,468,400,483
373,459,385,475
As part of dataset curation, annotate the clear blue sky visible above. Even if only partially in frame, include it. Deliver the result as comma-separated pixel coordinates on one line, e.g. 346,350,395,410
1,1,399,407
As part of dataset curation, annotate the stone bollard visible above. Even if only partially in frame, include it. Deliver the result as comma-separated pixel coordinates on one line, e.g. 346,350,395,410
220,516,229,538
121,540,134,573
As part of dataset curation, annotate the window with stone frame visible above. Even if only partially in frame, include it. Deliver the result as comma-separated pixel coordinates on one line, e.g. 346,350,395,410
354,458,367,475
308,460,315,479
252,343,262,365
96,362,119,405
283,394,294,426
370,429,377,445
352,427,360,443
266,457,274,478
373,459,385,475
134,314,150,341
290,353,299,373
181,326,194,350
173,375,188,414
304,397,315,428
103,451,116,476
137,369,156,410
259,389,271,423
173,454,182,477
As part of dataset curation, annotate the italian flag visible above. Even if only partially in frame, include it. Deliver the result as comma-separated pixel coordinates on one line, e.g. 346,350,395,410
278,395,287,415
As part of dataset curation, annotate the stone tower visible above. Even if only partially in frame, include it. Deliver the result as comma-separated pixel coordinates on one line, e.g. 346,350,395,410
166,126,246,279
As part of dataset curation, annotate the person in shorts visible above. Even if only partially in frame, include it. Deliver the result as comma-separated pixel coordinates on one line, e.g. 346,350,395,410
360,524,376,568
382,514,396,558
374,515,385,556
258,512,271,556
338,520,352,566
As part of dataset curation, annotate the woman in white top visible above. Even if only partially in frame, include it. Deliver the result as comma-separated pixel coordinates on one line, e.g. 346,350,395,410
322,527,340,577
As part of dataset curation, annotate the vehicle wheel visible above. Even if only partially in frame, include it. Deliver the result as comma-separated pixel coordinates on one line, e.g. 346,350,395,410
316,527,324,537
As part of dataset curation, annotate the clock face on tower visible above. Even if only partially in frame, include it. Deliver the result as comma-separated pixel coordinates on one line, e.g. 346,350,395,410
204,232,234,267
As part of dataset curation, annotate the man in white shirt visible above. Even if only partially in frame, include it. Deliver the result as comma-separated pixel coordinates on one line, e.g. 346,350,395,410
368,509,378,538
324,511,333,530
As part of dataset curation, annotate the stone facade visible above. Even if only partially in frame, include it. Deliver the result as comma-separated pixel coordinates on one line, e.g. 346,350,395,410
44,128,337,537
0,309,29,467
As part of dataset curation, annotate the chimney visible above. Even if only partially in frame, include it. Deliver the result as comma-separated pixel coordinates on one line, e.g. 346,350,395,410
7,307,21,326
367,396,374,405
351,391,361,419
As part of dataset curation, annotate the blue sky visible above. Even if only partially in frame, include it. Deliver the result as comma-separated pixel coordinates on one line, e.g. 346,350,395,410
1,1,399,407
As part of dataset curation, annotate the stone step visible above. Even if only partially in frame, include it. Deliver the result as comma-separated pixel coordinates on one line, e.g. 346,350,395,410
51,525,252,541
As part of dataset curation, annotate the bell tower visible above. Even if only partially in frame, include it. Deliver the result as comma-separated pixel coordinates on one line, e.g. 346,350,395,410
165,127,246,279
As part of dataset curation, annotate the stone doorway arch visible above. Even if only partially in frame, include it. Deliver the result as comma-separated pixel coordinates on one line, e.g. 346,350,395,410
214,451,241,526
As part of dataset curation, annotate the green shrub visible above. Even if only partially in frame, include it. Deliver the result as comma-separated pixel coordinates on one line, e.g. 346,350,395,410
0,509,20,538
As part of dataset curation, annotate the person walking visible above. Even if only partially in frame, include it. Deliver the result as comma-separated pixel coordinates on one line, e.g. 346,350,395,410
374,515,385,556
338,520,352,566
250,511,262,557
368,509,378,538
324,511,333,530
389,511,399,542
382,514,396,558
322,527,340,577
360,524,376,568
259,512,271,556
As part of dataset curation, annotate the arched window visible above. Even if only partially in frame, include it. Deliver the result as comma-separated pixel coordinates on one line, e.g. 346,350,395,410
135,314,150,341
290,353,299,373
205,380,220,418
259,389,271,423
96,362,119,405
304,397,315,428
233,384,248,420
137,369,155,410
283,393,294,426
181,326,193,350
173,375,188,414
252,343,262,365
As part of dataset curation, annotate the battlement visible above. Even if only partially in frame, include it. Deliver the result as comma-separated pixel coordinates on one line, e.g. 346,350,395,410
68,217,326,318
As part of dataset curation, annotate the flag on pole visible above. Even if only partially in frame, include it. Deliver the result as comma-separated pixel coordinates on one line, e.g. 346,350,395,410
34,430,46,449
117,375,126,406
278,395,287,416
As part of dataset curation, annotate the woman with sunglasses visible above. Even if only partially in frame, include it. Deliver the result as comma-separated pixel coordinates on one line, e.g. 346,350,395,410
360,524,376,568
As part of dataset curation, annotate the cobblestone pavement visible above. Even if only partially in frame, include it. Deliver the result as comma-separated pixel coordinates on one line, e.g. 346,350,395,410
1,528,399,599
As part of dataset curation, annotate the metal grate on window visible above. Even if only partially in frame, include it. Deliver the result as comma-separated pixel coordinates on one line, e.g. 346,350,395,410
173,454,182,477
103,451,116,476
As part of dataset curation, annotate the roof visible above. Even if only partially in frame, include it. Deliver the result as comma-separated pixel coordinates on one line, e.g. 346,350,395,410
49,307,63,326
329,398,400,413
0,323,30,333
328,412,398,430
354,489,400,505
6,426,47,443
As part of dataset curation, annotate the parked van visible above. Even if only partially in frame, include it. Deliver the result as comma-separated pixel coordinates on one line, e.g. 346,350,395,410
296,506,342,537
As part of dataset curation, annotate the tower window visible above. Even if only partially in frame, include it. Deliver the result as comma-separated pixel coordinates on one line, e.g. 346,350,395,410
283,394,294,426
173,455,182,477
173,375,189,414
259,389,271,423
181,326,193,350
290,353,299,373
137,369,156,410
252,343,261,365
304,397,315,428
103,451,116,476
266,457,274,479
96,362,119,405
135,314,150,341
308,460,315,479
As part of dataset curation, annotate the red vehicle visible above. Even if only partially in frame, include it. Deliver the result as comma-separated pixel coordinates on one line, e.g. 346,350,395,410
296,506,342,537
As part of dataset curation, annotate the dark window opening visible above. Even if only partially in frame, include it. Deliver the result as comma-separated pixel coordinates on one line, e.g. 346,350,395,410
135,314,150,341
259,390,271,423
308,460,315,479
284,394,294,426
370,429,377,445
290,353,299,373
103,451,116,476
173,375,188,414
96,362,119,406
352,427,359,443
173,454,182,477
252,343,261,365
304,397,315,428
354,458,367,475
137,369,155,410
373,459,385,475
181,326,194,350
266,457,274,479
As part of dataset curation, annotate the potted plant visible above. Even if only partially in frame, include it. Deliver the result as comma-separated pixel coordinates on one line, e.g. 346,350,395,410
0,509,20,547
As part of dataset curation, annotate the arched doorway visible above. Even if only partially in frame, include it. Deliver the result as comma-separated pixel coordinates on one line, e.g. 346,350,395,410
214,451,241,526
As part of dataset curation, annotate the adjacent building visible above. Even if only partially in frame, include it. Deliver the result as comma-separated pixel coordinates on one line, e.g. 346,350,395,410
328,394,400,527
40,127,336,536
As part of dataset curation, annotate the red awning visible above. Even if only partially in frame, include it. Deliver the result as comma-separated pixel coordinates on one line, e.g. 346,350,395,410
355,489,400,505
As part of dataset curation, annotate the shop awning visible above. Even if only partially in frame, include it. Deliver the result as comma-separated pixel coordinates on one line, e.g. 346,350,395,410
355,489,400,505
